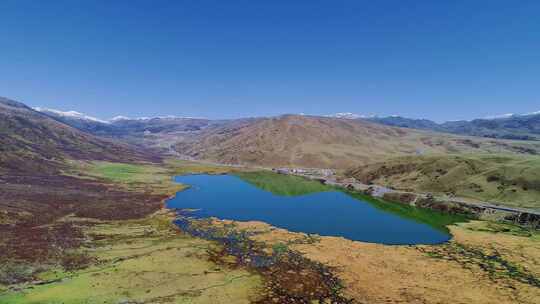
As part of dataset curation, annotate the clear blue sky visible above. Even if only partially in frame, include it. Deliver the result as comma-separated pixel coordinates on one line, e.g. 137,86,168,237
0,1,538,121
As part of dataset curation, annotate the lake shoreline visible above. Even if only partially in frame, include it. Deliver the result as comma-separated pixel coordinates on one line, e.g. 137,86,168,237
168,173,458,245
2,160,537,304
284,170,540,229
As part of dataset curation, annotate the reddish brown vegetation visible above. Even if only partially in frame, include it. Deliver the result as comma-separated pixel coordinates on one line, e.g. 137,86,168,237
0,173,167,271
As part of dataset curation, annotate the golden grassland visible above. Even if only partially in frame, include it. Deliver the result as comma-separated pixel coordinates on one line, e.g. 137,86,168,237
210,218,540,304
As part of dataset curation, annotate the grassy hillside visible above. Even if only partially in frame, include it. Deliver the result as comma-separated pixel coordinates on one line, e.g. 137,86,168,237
174,115,540,169
346,154,540,210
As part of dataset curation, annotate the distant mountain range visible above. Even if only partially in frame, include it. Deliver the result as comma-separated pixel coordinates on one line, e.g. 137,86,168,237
26,103,540,166
367,113,540,141
34,107,222,150
35,107,540,142
326,111,540,141
34,107,213,134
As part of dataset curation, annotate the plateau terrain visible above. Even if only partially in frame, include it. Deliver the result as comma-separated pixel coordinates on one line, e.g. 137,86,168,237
4,2,539,303
1,97,539,304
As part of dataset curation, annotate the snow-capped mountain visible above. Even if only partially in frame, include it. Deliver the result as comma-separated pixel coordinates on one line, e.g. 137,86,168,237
33,107,215,140
524,110,540,116
327,112,374,119
35,108,205,124
110,115,131,122
483,110,540,119
34,107,110,124
110,115,204,122
484,113,515,119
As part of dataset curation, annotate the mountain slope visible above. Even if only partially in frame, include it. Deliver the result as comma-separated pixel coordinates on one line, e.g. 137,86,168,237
35,107,121,136
368,113,540,141
368,116,446,132
174,115,540,169
345,154,540,210
0,97,156,173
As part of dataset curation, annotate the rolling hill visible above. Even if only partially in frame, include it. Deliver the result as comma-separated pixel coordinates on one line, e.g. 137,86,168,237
346,154,540,210
0,97,156,173
173,114,540,169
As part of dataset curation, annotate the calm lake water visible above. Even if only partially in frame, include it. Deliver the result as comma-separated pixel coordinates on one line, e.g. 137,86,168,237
167,173,463,245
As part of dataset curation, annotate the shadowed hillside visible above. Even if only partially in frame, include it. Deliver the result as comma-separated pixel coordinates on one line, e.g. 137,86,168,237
174,115,540,169
0,97,157,173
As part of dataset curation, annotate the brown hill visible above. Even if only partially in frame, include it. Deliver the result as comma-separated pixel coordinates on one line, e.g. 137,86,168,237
174,115,540,169
0,97,157,173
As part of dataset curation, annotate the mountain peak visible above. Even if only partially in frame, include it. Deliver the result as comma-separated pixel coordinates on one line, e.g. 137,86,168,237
34,107,110,124
110,115,131,121
326,112,373,119
524,110,540,116
483,113,515,119
110,115,206,122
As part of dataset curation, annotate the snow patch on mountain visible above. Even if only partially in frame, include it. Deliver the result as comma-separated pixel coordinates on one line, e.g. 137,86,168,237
34,107,110,124
524,110,540,116
110,115,204,121
327,112,374,119
484,113,515,119
110,115,131,121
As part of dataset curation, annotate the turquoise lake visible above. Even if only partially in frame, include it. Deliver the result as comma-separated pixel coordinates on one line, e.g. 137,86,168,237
166,172,465,245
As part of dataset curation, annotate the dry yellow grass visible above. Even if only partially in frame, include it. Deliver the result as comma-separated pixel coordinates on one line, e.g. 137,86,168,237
206,218,540,304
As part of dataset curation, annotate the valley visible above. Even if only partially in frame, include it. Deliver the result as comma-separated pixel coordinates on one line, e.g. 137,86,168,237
2,160,539,304
1,97,539,304
4,3,539,303
33,105,540,169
